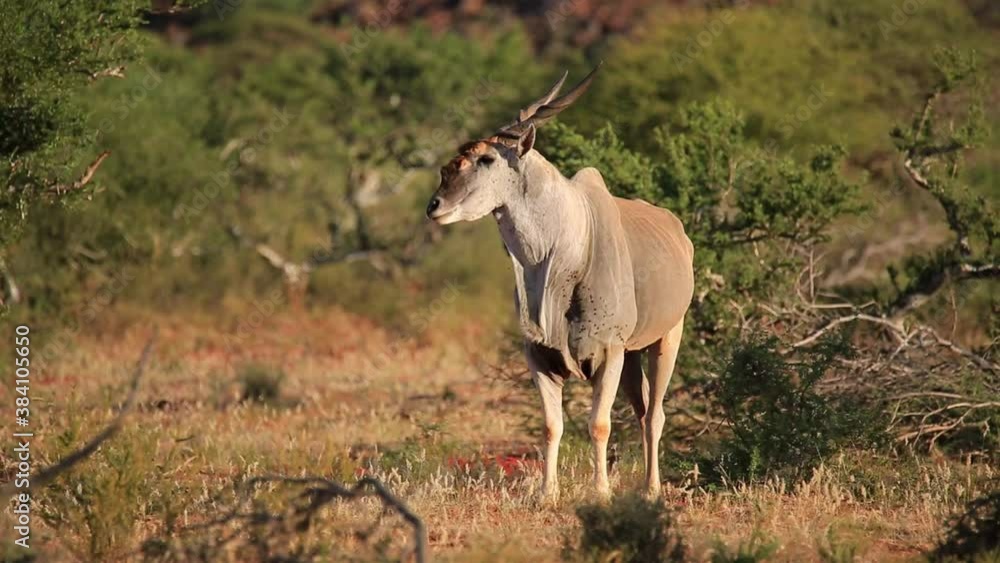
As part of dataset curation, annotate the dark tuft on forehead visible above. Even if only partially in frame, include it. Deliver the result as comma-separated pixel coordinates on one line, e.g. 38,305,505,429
441,138,513,183
457,140,492,156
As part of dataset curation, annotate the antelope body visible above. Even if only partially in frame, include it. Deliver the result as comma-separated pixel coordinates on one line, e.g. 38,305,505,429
426,65,694,499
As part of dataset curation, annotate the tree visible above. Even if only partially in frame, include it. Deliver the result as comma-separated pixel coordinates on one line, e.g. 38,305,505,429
542,48,997,460
0,1,159,309
544,101,862,371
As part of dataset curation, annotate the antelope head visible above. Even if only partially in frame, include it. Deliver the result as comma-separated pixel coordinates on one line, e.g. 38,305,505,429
426,64,602,224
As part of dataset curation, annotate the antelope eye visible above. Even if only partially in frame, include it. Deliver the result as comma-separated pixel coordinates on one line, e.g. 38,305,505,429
478,155,495,166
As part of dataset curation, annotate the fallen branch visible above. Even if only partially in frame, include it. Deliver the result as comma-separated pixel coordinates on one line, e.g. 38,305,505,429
1,332,155,501
791,313,903,349
918,324,999,373
159,474,426,562
895,401,1000,445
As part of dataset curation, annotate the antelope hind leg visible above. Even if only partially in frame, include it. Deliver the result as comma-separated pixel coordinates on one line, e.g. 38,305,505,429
589,346,625,497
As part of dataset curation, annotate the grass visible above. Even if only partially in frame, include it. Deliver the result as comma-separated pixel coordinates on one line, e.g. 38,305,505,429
0,308,996,561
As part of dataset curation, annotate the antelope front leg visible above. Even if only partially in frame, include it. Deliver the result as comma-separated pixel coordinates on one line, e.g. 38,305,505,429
589,347,625,497
533,370,564,502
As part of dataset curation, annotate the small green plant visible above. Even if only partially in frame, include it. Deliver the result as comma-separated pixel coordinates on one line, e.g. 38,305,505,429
712,332,886,483
376,422,466,482
566,494,686,563
711,530,780,563
237,363,285,404
818,529,859,563
35,424,179,561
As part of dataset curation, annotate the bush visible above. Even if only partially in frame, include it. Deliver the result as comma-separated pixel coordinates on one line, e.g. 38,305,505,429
35,424,184,561
712,332,887,482
566,494,687,563
543,101,862,380
0,0,145,251
933,487,1000,561
237,363,285,404
710,531,779,563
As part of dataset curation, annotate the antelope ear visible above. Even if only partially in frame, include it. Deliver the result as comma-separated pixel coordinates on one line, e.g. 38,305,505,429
517,123,536,157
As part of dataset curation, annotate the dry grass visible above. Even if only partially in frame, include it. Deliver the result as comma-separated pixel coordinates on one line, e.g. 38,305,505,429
1,308,995,562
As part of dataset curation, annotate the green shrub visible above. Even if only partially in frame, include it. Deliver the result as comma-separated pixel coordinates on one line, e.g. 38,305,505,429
377,422,464,482
566,494,687,563
711,530,779,563
817,529,860,563
237,362,285,404
712,332,887,482
544,102,863,381
35,424,183,561
0,0,145,251
933,488,1000,562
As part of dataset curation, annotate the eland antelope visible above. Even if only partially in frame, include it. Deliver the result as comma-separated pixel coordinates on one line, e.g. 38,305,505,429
426,65,694,499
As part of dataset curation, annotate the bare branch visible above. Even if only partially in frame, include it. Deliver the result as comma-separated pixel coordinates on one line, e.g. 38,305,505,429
791,313,904,349
2,333,156,501
888,259,999,317
87,66,126,80
165,474,426,562
895,401,1000,444
913,90,939,139
903,156,973,256
958,262,1000,279
46,151,112,195
918,324,999,373
147,0,195,14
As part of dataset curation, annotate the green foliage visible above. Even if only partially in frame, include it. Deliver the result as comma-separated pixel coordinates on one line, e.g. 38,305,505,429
887,47,997,314
0,0,147,249
8,0,998,334
712,333,886,482
567,494,687,563
545,101,862,372
542,122,655,199
711,530,779,563
8,6,540,321
35,423,185,561
575,0,995,156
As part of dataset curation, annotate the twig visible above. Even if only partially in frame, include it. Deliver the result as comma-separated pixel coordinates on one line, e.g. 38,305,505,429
1,332,156,500
888,391,968,401
176,474,426,562
919,324,999,373
87,66,126,80
895,401,999,444
46,151,112,195
792,313,904,348
887,258,998,317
